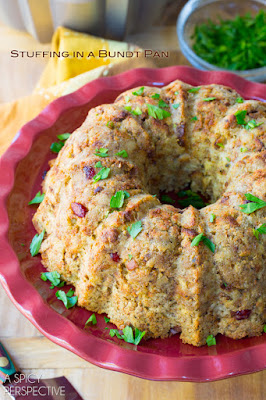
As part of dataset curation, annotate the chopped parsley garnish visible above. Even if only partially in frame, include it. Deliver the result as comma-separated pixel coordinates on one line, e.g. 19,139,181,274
127,221,142,239
132,86,144,96
236,97,244,103
106,121,114,129
223,282,227,287
30,230,45,256
191,116,198,121
28,191,45,205
217,143,224,148
210,213,216,223
66,288,75,297
158,99,169,108
191,233,215,253
115,149,128,158
151,93,160,100
203,97,216,102
245,120,263,130
132,106,142,116
188,87,201,93
235,110,247,125
56,290,78,309
109,329,122,339
94,148,109,157
50,141,64,153
104,316,110,323
172,103,180,109
235,110,263,130
109,326,146,345
177,190,206,209
239,193,266,214
110,190,130,209
161,194,175,204
240,147,248,152
191,10,266,71
206,334,216,346
95,161,103,168
85,313,97,326
124,105,132,112
226,157,231,162
253,224,266,240
93,167,110,182
41,271,65,289
147,104,171,120
125,95,130,103
174,91,179,95
264,325,266,333
57,133,71,141
50,133,71,153
128,254,133,260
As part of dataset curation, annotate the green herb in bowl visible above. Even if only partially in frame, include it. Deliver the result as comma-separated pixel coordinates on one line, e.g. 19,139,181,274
191,10,266,71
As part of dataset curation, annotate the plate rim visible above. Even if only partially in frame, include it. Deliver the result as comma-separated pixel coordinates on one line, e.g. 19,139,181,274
0,65,265,382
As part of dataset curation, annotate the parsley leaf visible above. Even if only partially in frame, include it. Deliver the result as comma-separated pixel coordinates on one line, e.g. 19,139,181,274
158,99,169,108
104,316,110,323
115,150,128,158
188,87,201,93
177,190,206,209
124,105,132,112
235,110,247,125
151,93,160,99
264,325,266,333
127,221,142,239
28,191,45,205
253,224,266,240
94,148,109,157
50,141,64,153
191,233,215,253
106,121,114,129
239,193,266,214
93,167,110,182
217,143,224,148
110,190,130,209
236,97,244,103
109,329,123,339
66,288,75,297
206,334,216,346
210,213,216,223
132,106,142,116
56,290,78,309
245,120,263,130
95,161,103,168
240,147,248,152
41,271,65,289
57,133,71,141
147,104,171,120
128,254,133,260
203,97,216,101
191,116,198,121
132,86,144,96
85,313,97,326
30,230,45,256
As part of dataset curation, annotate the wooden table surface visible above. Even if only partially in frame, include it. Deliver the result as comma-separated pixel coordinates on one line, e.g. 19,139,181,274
0,23,265,400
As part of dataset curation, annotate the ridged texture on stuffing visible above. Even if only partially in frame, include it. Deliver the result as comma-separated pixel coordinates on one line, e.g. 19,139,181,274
33,80,266,346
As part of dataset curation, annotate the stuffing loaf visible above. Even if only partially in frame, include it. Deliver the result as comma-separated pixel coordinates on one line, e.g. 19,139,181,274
33,80,266,346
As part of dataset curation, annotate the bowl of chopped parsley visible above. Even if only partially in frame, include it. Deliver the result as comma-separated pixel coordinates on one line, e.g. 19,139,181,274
177,0,266,82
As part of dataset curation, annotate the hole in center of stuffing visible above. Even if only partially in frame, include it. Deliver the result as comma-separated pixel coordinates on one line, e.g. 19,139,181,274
159,186,210,210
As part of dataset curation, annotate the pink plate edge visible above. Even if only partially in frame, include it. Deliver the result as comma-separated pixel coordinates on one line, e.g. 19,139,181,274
0,66,265,382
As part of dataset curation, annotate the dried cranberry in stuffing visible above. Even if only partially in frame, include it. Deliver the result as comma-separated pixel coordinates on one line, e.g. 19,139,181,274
83,166,96,179
110,252,120,262
71,202,88,217
232,309,251,320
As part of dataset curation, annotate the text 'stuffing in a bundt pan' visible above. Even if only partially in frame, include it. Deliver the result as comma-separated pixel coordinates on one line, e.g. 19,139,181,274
33,80,266,346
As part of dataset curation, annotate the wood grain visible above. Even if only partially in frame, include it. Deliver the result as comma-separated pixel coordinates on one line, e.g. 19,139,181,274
0,22,265,400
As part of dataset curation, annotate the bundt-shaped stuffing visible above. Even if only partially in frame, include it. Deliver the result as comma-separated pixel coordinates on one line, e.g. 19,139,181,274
33,80,266,346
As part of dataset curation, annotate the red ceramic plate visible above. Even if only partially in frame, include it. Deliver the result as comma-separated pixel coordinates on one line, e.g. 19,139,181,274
0,66,265,381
